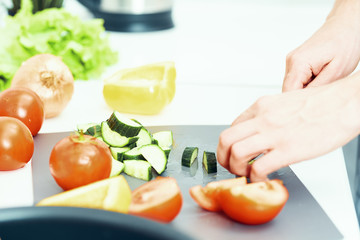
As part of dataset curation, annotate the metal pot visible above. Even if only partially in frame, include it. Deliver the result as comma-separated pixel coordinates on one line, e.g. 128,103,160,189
78,0,174,32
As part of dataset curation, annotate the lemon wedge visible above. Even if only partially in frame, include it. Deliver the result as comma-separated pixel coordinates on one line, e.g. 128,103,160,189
103,62,176,115
37,175,131,213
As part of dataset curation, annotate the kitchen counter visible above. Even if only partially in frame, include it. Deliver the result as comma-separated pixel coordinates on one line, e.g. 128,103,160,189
0,0,359,239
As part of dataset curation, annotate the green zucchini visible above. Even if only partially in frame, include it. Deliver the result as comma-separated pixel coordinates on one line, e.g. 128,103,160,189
101,121,138,147
136,128,153,148
110,147,130,161
123,147,145,160
162,147,171,159
77,123,101,137
107,111,142,137
181,147,198,167
203,151,217,173
124,160,152,181
140,144,167,175
110,158,125,177
152,131,173,148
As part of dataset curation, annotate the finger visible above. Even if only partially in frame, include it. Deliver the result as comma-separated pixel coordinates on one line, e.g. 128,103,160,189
282,61,313,92
227,133,272,177
306,60,341,87
249,149,289,182
217,120,258,169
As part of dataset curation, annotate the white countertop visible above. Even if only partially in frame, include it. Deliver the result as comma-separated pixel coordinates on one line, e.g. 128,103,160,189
1,0,359,239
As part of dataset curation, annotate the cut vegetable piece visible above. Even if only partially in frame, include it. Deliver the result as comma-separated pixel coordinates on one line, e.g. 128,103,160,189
107,111,142,137
152,131,173,148
101,121,138,147
140,144,167,174
203,151,217,173
124,160,152,181
189,185,221,212
123,147,145,160
110,147,130,161
181,147,198,167
136,128,153,147
110,158,125,177
162,147,171,159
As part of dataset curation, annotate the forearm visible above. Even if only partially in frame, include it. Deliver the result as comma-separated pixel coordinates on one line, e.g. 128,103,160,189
327,0,360,22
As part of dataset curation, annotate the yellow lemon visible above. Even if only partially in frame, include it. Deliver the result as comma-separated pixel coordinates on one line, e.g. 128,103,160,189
103,62,176,115
37,175,131,213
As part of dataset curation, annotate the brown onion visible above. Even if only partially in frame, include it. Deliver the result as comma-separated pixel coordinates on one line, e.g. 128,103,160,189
11,54,74,118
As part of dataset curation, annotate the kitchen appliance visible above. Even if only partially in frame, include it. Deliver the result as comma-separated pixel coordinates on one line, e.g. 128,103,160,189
77,0,174,32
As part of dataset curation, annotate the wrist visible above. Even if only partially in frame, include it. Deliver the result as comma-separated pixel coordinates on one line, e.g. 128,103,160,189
327,0,360,21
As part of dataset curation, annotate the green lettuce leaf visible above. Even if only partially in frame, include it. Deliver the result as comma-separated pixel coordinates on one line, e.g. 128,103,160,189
0,0,118,91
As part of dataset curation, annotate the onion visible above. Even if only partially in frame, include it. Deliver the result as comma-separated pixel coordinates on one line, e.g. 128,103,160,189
11,54,74,118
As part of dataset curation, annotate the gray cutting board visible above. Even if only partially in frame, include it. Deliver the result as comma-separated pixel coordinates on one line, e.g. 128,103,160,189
32,125,342,240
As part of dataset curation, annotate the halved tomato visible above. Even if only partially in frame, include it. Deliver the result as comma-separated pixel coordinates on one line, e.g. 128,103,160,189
189,177,247,212
129,176,182,223
218,179,289,225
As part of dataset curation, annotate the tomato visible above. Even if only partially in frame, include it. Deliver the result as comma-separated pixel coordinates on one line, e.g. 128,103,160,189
0,117,34,170
49,134,112,191
129,176,183,223
189,177,247,212
0,87,44,136
218,179,289,225
189,185,221,212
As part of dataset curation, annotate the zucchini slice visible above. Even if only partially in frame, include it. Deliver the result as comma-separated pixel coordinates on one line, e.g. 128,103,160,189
152,131,173,148
110,158,125,177
107,111,142,137
181,147,198,167
140,144,167,175
124,160,152,181
202,151,217,173
101,121,138,147
136,128,153,148
77,123,102,137
162,147,171,159
110,147,130,161
123,147,145,160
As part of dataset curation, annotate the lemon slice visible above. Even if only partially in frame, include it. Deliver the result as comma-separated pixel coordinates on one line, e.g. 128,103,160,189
37,175,132,213
103,62,176,115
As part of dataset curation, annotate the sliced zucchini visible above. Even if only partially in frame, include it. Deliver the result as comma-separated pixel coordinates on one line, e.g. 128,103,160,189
140,144,167,175
107,111,142,137
162,146,171,159
110,147,130,161
181,147,198,167
123,147,145,160
152,131,173,148
203,151,217,173
136,128,153,148
110,158,125,177
101,121,138,147
124,160,152,181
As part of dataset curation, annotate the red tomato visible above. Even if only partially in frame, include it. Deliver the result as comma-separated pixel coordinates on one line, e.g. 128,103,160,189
189,185,221,212
49,134,112,191
189,177,247,212
218,179,289,225
0,117,34,170
129,177,183,223
0,87,44,136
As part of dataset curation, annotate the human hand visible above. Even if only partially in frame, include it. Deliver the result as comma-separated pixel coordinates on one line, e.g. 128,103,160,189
217,75,360,182
283,3,360,92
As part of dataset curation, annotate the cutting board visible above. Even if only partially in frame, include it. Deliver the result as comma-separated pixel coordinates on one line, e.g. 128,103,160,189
32,125,342,240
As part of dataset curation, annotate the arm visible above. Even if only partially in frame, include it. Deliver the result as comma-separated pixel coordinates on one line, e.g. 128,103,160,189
283,0,360,92
218,71,360,182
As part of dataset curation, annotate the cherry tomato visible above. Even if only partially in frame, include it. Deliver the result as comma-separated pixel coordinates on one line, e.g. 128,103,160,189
189,177,247,212
129,177,183,223
0,117,34,170
218,179,289,225
0,87,44,136
49,134,112,191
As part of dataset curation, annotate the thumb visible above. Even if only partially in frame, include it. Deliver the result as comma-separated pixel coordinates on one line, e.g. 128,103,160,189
306,60,341,88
